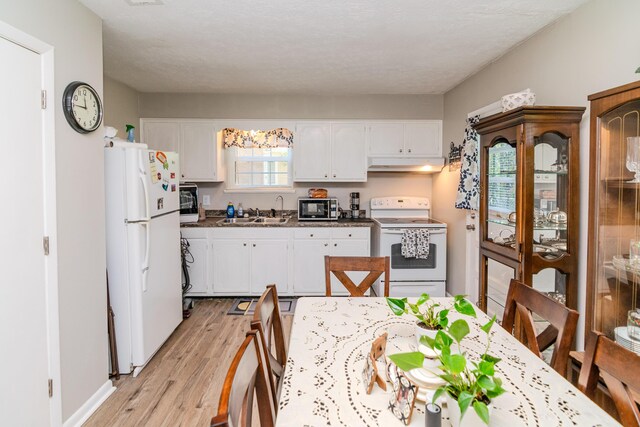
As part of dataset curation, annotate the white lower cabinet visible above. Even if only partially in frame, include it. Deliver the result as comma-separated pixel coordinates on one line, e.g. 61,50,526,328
293,227,371,295
211,228,290,296
181,228,211,296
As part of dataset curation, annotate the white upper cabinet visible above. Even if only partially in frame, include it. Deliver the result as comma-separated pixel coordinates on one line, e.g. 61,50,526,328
367,120,442,158
293,122,332,181
141,119,223,182
294,122,367,182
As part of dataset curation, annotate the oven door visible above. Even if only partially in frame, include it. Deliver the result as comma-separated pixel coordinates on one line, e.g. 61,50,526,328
379,228,447,281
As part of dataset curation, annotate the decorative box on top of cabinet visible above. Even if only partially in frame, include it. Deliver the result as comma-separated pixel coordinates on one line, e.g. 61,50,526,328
141,119,224,182
475,106,585,320
586,80,640,342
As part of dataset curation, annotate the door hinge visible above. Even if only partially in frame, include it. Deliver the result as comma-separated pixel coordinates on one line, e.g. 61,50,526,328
43,236,50,256
41,90,47,109
48,379,53,397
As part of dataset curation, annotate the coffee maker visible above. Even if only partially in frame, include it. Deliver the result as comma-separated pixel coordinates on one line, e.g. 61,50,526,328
350,192,360,219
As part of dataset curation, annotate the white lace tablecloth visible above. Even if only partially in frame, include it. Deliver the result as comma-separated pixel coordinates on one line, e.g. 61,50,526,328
276,297,619,427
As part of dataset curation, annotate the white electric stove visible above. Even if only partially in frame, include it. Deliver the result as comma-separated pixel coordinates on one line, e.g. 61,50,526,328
370,197,447,297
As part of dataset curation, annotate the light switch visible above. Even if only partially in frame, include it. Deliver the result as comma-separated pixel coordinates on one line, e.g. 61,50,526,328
202,195,211,206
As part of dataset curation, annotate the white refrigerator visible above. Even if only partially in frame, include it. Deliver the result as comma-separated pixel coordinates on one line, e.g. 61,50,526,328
105,141,182,376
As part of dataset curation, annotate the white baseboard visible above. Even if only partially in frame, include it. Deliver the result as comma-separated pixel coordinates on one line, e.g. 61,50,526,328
63,380,115,427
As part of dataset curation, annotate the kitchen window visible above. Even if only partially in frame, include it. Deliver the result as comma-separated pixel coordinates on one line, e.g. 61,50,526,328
225,146,293,190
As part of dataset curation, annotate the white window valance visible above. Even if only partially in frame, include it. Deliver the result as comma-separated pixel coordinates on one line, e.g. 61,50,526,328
222,127,294,149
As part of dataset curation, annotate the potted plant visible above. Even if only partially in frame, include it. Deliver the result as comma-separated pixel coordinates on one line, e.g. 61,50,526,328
386,294,477,347
388,314,505,426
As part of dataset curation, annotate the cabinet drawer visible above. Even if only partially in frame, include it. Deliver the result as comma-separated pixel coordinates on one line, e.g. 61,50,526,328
330,227,370,240
293,228,331,239
180,228,209,239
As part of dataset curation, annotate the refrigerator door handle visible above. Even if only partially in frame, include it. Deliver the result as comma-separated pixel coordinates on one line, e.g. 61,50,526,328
138,154,151,221
141,221,150,292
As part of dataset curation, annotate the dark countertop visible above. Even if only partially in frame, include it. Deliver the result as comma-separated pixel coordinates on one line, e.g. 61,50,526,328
181,217,375,228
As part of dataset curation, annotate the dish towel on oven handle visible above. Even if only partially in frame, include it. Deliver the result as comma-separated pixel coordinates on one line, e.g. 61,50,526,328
401,229,430,259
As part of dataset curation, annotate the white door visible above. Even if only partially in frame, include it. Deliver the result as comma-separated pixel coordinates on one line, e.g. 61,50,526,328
404,122,442,157
293,122,330,181
368,123,404,156
250,240,289,295
142,120,181,153
0,36,51,424
183,237,209,295
293,239,330,294
212,239,250,293
331,123,367,181
181,122,217,181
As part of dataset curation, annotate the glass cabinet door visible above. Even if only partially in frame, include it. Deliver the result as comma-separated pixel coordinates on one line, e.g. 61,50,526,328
592,99,640,339
485,139,518,253
532,133,570,259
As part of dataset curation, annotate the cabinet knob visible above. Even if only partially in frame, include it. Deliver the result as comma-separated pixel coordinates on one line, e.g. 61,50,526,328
399,148,403,153
333,174,336,178
310,234,314,237
325,174,328,178
334,243,337,247
324,243,328,247
408,148,412,153
253,243,256,247
348,233,352,237
243,243,247,246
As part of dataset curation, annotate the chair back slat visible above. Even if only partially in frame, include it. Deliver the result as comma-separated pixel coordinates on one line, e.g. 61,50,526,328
502,279,578,376
579,331,640,427
324,256,390,297
212,331,276,427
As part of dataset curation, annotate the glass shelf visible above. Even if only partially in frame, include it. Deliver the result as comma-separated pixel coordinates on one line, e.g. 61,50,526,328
488,171,517,177
487,218,567,231
534,170,569,176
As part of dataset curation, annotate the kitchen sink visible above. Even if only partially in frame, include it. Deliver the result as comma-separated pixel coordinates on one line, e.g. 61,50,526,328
253,217,289,224
216,218,256,225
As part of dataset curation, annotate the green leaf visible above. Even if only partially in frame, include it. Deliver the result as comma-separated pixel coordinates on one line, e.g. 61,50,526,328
444,354,466,374
432,386,446,404
477,375,496,391
473,401,490,425
457,391,474,417
438,316,449,329
487,385,506,399
434,330,453,349
636,66,640,73
386,297,406,316
438,309,449,320
481,315,497,334
478,360,495,376
448,319,470,343
454,298,477,317
419,334,436,349
481,353,501,364
388,352,424,372
416,293,430,306
408,302,420,314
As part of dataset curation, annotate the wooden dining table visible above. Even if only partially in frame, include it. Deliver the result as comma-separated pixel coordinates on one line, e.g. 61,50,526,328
276,297,619,427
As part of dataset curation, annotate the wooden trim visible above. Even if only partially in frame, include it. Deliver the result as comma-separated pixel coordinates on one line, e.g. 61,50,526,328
588,80,640,101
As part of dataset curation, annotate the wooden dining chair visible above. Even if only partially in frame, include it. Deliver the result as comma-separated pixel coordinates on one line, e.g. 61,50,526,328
579,331,640,427
251,284,287,407
324,256,390,297
211,330,276,427
501,279,579,376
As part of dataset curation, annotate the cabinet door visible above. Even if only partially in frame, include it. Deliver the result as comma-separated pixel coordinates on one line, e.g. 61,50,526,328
293,239,330,294
329,239,370,296
212,239,250,294
293,123,331,181
250,240,289,295
142,121,181,153
404,122,442,157
331,123,367,181
181,122,219,182
183,237,209,295
368,123,405,156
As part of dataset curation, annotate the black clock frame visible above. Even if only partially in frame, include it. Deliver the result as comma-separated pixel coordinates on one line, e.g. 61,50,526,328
62,81,103,134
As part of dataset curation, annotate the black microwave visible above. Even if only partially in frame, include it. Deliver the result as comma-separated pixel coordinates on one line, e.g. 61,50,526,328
298,198,338,221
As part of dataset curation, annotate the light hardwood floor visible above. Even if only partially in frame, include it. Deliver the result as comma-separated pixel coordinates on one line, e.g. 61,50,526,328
85,298,293,427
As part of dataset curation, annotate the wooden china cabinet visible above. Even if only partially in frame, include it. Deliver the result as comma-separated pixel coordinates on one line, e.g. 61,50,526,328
586,81,640,342
475,106,585,319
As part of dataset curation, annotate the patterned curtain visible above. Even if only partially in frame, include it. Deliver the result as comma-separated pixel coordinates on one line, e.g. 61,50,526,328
455,115,481,210
222,128,294,149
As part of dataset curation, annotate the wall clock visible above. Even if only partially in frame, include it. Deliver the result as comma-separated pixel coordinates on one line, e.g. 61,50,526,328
62,81,103,133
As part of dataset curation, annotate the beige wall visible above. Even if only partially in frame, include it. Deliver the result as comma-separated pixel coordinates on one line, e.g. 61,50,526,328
139,93,443,120
140,93,444,209
435,0,640,346
0,0,108,422
104,76,140,140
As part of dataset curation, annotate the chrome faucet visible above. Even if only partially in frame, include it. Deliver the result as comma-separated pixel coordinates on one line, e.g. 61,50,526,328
275,195,284,218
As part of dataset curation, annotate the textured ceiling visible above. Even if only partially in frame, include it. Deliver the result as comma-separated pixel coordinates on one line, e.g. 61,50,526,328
80,0,588,94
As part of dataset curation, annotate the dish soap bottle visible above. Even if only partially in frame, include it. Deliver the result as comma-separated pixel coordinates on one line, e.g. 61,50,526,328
226,202,235,218
237,203,244,218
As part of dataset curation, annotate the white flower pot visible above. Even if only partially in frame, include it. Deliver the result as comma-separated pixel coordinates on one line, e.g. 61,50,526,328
415,323,439,359
445,393,491,427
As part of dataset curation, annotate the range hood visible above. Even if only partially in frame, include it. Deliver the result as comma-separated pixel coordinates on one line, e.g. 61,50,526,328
367,156,445,173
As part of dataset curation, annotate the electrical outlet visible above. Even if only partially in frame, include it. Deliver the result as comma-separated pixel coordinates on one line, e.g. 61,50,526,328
202,195,211,206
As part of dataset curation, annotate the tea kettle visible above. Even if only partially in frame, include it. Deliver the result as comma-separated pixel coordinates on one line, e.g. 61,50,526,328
547,209,568,224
